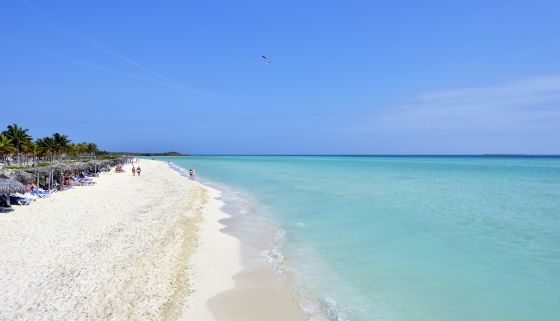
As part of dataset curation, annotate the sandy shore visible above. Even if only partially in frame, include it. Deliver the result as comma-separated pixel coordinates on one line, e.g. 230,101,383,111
0,160,307,320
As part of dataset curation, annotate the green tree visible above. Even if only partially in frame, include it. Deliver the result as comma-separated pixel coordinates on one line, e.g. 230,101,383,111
77,142,88,160
52,133,71,161
87,143,98,159
2,124,32,164
37,137,57,163
0,133,17,166
67,143,78,159
26,142,42,166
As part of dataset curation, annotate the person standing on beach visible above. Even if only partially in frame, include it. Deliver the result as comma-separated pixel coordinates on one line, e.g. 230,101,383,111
137,166,141,176
192,169,196,181
189,169,193,180
132,167,136,176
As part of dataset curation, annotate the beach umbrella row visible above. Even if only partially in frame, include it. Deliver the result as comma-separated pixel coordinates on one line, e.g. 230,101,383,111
0,159,118,187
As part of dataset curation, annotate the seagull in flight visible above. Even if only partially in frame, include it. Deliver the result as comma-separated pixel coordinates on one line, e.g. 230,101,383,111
262,56,271,64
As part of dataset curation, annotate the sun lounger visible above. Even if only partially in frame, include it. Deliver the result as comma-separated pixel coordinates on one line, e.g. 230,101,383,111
13,192,39,200
29,188,54,198
55,183,71,191
10,196,32,206
76,175,95,185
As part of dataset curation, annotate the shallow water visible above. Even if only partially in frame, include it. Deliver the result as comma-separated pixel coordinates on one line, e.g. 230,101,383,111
157,156,560,321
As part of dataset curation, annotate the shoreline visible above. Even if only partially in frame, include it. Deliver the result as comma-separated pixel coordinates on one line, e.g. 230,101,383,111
0,159,308,320
172,164,309,321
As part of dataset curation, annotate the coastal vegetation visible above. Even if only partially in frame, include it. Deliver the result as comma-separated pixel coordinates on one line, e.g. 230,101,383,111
1,123,100,167
0,123,186,169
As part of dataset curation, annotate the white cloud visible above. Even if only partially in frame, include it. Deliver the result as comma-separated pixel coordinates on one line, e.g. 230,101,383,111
363,75,560,133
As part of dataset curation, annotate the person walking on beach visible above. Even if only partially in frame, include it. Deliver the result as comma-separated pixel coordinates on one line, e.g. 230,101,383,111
189,169,193,180
192,169,196,181
137,166,141,176
132,167,136,176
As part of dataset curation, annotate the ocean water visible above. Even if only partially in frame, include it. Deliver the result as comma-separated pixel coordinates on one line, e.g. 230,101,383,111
154,156,560,321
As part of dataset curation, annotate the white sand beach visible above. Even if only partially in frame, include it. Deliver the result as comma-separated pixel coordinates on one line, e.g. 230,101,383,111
0,160,307,320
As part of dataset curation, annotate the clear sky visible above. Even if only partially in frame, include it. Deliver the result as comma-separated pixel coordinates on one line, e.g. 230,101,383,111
1,0,560,154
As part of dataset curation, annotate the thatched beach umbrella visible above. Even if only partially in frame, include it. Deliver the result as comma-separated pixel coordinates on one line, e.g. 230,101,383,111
70,162,87,172
51,163,72,173
0,177,26,205
0,170,27,184
24,167,51,174
0,170,35,184
49,164,72,188
13,170,35,184
0,178,26,194
25,167,52,190
88,160,103,172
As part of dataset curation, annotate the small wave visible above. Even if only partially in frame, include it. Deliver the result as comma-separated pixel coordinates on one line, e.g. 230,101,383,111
275,229,286,243
219,190,248,204
306,296,349,321
259,248,284,268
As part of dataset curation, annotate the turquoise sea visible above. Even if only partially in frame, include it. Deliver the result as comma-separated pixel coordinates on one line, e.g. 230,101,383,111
155,156,560,321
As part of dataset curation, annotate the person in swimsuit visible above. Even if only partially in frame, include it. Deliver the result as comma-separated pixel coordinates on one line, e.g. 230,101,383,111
137,166,141,176
132,167,136,176
64,174,71,189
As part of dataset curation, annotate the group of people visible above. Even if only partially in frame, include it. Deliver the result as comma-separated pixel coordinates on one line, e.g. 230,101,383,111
58,172,97,190
132,166,142,176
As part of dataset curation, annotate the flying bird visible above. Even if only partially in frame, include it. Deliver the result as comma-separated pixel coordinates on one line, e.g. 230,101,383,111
262,56,271,64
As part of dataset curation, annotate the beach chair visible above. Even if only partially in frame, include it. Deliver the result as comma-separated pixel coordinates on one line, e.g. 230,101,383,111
55,183,71,191
38,188,55,196
0,195,14,212
76,175,95,185
29,188,53,198
84,170,99,177
13,192,39,200
10,196,32,206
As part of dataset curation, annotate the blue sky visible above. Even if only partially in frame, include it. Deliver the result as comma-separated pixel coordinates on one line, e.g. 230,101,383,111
1,0,559,154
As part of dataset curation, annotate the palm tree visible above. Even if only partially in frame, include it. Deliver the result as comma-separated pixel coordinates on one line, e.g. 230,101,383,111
67,143,78,159
0,133,17,166
52,133,71,162
26,142,42,166
87,143,98,159
77,142,88,160
2,124,32,165
37,137,57,163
